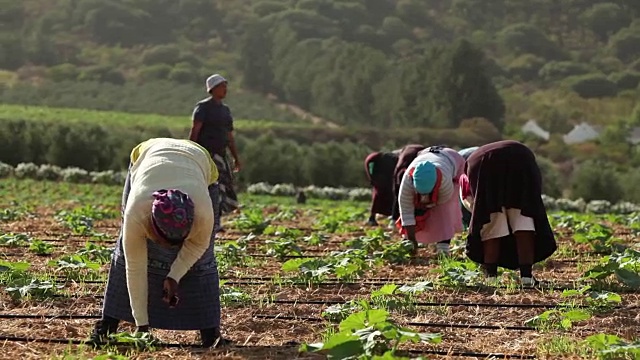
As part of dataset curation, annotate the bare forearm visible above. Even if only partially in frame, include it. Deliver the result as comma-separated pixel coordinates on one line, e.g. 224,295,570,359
404,225,416,241
189,120,202,142
228,135,240,161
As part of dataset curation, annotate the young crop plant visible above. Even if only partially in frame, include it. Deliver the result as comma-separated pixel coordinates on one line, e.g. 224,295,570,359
48,254,102,280
561,285,622,313
1,260,62,300
582,248,640,290
369,283,434,313
28,239,54,255
0,232,30,247
215,234,252,273
525,308,592,331
301,308,441,359
584,334,640,359
433,258,482,287
0,207,25,221
572,223,626,254
231,207,271,234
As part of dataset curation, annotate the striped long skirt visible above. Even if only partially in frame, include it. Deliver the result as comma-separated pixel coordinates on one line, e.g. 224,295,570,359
101,165,221,330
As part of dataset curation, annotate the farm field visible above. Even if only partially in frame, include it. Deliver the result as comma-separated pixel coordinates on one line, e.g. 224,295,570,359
0,178,639,359
0,104,315,131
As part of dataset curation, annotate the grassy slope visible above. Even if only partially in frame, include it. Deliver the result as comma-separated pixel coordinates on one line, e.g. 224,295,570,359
0,104,317,130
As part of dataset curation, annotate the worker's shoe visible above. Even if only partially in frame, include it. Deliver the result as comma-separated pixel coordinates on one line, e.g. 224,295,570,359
435,242,450,256
520,276,539,289
200,327,233,348
87,317,119,347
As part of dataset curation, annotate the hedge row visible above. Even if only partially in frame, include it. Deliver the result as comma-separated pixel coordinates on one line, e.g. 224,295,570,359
247,183,640,215
3,162,640,215
0,162,126,185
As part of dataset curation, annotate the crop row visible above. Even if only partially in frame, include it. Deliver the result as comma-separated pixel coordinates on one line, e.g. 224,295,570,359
0,104,302,130
246,182,640,214
1,161,640,214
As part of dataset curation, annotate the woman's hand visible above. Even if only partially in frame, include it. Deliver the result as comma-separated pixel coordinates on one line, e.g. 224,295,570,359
162,277,180,308
403,225,419,256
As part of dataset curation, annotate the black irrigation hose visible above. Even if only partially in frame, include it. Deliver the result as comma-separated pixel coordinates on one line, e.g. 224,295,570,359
4,291,629,312
37,291,640,310
0,314,100,319
251,314,537,331
45,274,589,284
0,249,603,264
45,277,577,292
0,313,536,332
42,275,640,293
0,335,536,359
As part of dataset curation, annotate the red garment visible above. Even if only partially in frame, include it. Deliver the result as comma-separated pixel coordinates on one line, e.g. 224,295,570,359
459,173,471,199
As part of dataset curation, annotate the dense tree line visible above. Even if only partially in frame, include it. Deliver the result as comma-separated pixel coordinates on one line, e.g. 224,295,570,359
2,0,639,131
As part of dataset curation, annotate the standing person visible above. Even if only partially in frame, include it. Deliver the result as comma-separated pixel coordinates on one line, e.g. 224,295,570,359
391,144,427,226
459,140,557,287
90,138,229,348
189,74,241,235
458,146,479,230
396,145,466,256
364,149,400,226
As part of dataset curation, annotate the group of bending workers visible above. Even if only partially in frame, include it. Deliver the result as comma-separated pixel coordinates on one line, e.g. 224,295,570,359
364,140,558,287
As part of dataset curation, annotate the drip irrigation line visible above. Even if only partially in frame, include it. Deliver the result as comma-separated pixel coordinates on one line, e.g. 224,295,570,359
43,275,640,293
3,290,631,315
0,314,100,319
0,335,536,358
251,314,536,331
1,249,602,264
0,313,537,331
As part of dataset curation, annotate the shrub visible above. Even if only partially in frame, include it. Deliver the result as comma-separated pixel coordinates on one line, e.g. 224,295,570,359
565,74,618,98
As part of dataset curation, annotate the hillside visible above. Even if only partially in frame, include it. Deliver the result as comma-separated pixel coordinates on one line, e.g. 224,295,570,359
2,0,640,200
1,0,639,129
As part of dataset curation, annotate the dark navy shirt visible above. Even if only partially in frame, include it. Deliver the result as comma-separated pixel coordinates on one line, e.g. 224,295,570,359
192,97,234,157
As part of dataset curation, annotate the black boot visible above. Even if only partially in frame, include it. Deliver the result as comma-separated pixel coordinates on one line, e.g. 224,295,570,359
200,327,232,348
88,316,119,346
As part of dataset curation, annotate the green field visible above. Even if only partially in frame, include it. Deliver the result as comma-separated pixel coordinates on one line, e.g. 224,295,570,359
0,104,318,131
0,178,638,359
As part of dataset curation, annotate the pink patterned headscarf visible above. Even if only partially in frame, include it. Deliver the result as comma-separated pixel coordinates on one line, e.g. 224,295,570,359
151,189,195,244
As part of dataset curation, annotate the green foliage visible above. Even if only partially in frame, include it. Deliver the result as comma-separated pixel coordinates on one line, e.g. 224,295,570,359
608,71,640,90
580,3,632,42
3,0,640,188
536,156,563,198
571,160,624,203
538,61,592,82
497,23,564,60
565,74,619,98
1,0,639,136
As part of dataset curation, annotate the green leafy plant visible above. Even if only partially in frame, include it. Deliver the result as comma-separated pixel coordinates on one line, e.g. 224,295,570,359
28,239,54,255
582,248,640,289
0,232,30,247
573,223,625,254
301,308,441,359
584,334,640,359
525,308,592,331
232,207,270,234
